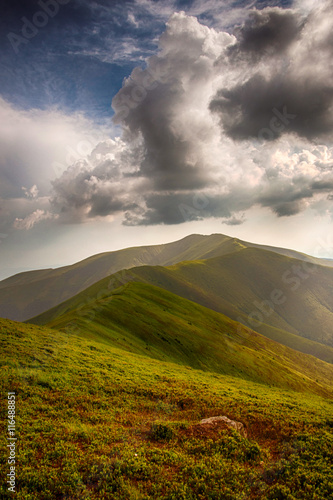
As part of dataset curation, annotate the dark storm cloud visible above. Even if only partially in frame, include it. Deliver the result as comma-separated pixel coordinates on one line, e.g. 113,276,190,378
124,189,255,226
272,201,304,216
210,73,333,141
88,194,127,218
211,2,333,142
257,179,313,216
133,172,333,225
227,8,302,60
114,81,209,191
311,179,333,191
258,175,333,217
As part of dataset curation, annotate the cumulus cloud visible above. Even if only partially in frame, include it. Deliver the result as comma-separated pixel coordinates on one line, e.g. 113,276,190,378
41,5,333,226
227,8,302,60
211,2,333,141
50,137,144,223
210,74,333,142
22,185,39,200
221,214,246,226
0,97,114,231
14,210,56,231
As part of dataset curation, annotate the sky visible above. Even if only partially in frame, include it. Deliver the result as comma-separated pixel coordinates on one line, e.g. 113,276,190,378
0,0,332,280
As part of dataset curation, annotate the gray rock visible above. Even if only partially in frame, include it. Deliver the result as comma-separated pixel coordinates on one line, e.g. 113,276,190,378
199,416,247,438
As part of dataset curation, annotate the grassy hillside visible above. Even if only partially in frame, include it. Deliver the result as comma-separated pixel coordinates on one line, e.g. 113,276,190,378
0,234,234,321
31,247,333,356
108,248,333,348
1,317,333,499
1,233,331,322
29,281,333,396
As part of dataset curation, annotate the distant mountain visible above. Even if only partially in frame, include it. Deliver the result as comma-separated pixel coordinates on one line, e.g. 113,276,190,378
26,282,333,396
1,233,331,321
30,247,333,360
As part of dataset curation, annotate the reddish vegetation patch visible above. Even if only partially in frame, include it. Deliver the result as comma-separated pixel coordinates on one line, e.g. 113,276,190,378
183,421,235,439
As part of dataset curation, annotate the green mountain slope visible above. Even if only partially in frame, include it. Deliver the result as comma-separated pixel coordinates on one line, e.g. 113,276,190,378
109,249,333,348
1,317,333,499
0,234,234,321
29,281,333,396
1,233,331,321
31,246,333,359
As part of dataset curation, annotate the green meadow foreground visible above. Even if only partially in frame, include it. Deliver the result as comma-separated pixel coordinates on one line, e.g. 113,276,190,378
1,286,333,499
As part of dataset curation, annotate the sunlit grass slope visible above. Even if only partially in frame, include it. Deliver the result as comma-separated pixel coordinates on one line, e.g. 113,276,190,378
124,248,333,348
1,317,333,499
29,282,333,397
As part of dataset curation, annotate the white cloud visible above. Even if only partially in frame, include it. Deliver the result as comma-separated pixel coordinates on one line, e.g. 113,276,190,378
0,97,114,195
0,97,115,230
50,8,333,227
22,185,39,199
14,210,57,230
3,6,333,232
128,12,140,28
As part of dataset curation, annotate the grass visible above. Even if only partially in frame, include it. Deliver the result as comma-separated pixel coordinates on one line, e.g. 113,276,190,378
126,248,333,349
28,282,333,398
30,247,333,364
1,317,333,499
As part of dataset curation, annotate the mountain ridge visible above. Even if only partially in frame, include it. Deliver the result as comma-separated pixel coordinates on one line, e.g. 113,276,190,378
29,246,333,360
1,233,332,322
